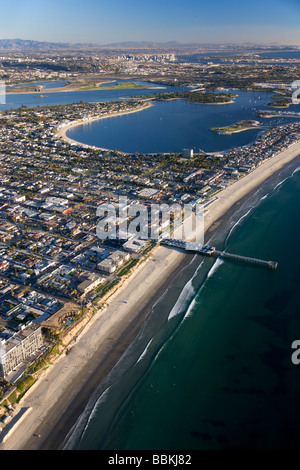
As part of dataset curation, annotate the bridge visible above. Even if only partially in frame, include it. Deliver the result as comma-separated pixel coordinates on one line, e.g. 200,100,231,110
161,238,278,271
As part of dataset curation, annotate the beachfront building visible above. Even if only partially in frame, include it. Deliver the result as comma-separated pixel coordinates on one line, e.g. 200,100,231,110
77,274,105,297
0,323,43,379
182,148,194,159
107,250,130,267
122,237,147,253
97,258,116,274
97,250,131,273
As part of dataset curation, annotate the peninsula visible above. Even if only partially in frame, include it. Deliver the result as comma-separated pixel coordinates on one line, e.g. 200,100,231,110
148,90,236,104
7,80,154,95
210,120,261,134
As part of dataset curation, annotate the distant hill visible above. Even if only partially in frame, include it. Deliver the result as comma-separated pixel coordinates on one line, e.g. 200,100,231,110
0,39,100,51
103,41,180,47
0,38,298,53
0,39,73,50
0,39,187,51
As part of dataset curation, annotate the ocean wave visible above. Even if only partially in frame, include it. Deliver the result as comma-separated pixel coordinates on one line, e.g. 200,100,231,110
292,165,300,176
274,176,290,191
225,207,254,244
136,339,153,364
273,165,300,191
85,387,111,425
207,258,224,279
184,258,225,320
223,163,300,248
167,261,204,321
167,280,195,321
63,386,111,449
152,341,168,363
183,297,197,319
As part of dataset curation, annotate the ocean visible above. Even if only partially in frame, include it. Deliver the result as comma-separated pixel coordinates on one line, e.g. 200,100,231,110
64,153,300,450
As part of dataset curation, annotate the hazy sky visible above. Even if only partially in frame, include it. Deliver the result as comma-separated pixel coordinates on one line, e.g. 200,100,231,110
0,0,299,45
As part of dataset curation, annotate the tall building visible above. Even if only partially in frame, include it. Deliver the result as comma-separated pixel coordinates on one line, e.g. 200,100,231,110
182,149,194,159
0,323,43,379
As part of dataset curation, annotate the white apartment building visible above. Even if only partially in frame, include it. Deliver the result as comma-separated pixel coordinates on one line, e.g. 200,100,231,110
0,323,43,379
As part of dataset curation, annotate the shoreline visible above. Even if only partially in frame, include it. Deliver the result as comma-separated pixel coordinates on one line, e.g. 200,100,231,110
1,139,300,450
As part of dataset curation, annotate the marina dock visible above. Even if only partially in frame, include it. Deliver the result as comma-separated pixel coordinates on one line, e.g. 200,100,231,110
161,239,278,271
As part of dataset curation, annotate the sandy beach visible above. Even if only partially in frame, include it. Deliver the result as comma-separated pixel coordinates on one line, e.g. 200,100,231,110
1,138,300,451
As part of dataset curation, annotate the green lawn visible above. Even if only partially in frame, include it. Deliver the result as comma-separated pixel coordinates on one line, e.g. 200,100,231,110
80,82,149,91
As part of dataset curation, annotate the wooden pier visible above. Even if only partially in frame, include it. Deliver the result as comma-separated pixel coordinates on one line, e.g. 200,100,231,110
213,250,278,270
161,239,278,271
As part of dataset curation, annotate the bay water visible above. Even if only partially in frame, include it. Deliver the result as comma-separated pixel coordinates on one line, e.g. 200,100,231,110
66,90,299,154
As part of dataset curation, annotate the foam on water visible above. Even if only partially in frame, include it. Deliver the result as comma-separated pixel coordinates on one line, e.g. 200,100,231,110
206,258,224,279
292,165,300,176
183,297,198,320
222,161,300,250
184,257,226,320
167,261,204,321
85,387,111,426
225,207,254,244
273,165,300,191
136,339,153,364
274,177,291,191
63,387,111,449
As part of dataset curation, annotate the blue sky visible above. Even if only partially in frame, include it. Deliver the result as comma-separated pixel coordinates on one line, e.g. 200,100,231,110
0,0,299,45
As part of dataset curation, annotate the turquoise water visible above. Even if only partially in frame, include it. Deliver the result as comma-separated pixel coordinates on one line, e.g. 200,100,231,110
67,157,300,450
